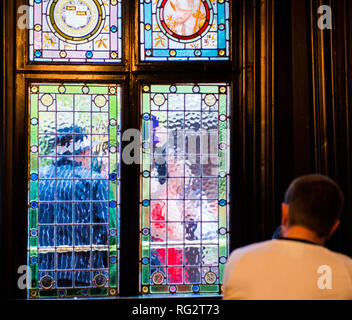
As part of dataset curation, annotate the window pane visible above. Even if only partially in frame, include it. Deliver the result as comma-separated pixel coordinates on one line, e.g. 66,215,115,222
29,0,123,63
28,83,121,299
140,83,230,295
140,0,231,61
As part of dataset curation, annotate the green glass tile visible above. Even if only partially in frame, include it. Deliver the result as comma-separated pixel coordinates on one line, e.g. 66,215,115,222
219,264,225,283
142,177,150,200
110,129,117,146
200,86,221,94
142,93,151,113
109,181,117,200
110,153,117,174
219,122,227,143
62,86,83,94
30,210,38,231
30,264,38,289
89,288,108,296
150,286,169,294
219,206,227,229
219,94,227,114
143,120,150,143
38,290,58,298
219,234,227,257
141,264,149,285
109,236,117,256
88,86,109,95
30,236,38,252
109,95,117,119
219,178,227,200
66,289,83,297
30,94,39,118
141,234,150,257
142,206,150,229
117,95,121,129
110,263,117,287
30,154,38,173
38,86,59,94
219,150,227,173
174,85,193,94
109,207,117,230
30,181,38,202
142,151,151,172
199,285,219,293
150,85,170,94
30,125,38,146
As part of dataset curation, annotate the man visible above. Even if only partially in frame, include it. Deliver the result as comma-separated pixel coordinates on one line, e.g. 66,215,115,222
38,125,109,287
223,175,352,300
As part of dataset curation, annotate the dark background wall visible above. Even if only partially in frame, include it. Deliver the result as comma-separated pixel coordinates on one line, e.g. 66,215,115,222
1,0,351,298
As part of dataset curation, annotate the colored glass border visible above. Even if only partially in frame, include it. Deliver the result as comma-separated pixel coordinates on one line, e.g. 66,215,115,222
140,0,231,61
156,0,213,43
27,83,121,299
139,83,230,295
29,0,123,63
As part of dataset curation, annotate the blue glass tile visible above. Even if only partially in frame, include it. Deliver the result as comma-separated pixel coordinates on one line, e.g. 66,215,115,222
39,203,55,224
92,180,109,201
93,251,108,269
39,226,55,247
56,163,73,179
218,31,226,49
56,180,73,201
75,252,91,270
56,203,73,224
39,181,55,201
74,226,91,246
74,271,91,287
92,225,108,245
74,180,91,201
57,252,73,270
38,253,54,270
56,225,73,246
93,202,109,223
57,271,73,288
74,203,91,224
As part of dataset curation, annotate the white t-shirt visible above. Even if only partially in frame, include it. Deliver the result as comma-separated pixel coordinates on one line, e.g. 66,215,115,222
223,239,352,300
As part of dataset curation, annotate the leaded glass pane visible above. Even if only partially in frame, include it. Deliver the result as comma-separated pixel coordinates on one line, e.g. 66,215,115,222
29,0,123,63
140,83,230,295
28,83,121,299
140,0,231,61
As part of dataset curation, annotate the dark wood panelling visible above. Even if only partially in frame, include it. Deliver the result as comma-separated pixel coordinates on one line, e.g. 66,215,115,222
1,0,352,299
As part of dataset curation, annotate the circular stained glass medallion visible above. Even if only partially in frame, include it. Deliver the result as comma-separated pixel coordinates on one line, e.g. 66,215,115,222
204,271,217,284
156,0,214,43
47,0,106,44
152,272,165,285
40,275,55,290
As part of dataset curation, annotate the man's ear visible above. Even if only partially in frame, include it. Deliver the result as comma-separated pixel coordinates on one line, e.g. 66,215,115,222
281,203,290,233
327,220,340,239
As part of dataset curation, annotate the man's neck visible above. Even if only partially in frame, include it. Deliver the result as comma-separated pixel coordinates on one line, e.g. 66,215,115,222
283,226,326,245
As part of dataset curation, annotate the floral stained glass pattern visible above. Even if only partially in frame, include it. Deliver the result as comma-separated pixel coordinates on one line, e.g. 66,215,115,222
29,0,123,63
28,83,121,299
140,0,231,61
140,83,230,295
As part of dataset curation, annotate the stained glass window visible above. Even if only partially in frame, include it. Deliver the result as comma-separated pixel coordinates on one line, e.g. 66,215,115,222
140,83,230,295
140,0,230,61
29,0,123,63
28,83,121,299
